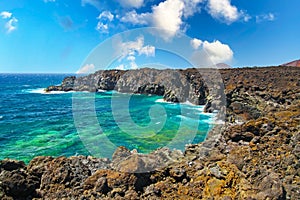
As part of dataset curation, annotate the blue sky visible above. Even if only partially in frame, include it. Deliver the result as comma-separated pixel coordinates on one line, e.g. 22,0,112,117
0,0,299,73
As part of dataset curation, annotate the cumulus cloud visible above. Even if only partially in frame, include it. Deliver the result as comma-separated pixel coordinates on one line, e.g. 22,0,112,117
119,0,203,40
191,38,233,66
117,0,144,9
0,11,12,19
256,13,275,23
182,0,203,18
96,11,114,33
96,23,109,33
207,0,243,24
202,40,233,63
98,11,114,21
120,10,150,25
77,64,95,74
5,17,18,33
1,11,18,33
190,38,203,49
118,36,155,59
115,36,155,69
121,0,185,40
151,0,185,40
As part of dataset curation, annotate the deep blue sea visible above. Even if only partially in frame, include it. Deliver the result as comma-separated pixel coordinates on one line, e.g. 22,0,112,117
0,74,215,163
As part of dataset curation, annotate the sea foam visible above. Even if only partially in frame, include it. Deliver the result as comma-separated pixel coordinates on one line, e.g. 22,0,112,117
25,88,75,94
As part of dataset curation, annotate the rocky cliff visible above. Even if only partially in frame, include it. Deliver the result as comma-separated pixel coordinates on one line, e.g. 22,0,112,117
1,66,299,199
45,68,224,111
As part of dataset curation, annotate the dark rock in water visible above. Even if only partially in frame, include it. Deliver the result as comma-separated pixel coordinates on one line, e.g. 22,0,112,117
1,66,300,199
61,76,76,89
44,85,62,92
46,68,212,105
45,76,76,92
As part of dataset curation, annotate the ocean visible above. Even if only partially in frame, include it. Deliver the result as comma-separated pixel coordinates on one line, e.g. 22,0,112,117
0,74,215,163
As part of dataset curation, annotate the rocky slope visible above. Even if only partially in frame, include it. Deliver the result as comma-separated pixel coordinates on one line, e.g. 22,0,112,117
1,66,299,199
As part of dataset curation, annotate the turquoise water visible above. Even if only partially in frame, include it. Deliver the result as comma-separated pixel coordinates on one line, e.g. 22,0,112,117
0,74,215,163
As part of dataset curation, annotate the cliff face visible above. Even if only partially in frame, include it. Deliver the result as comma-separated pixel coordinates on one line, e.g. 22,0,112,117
46,68,224,109
1,66,299,199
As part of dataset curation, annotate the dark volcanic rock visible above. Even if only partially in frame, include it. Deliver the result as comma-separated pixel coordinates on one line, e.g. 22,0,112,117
0,159,40,199
46,68,212,105
111,146,183,173
1,66,300,199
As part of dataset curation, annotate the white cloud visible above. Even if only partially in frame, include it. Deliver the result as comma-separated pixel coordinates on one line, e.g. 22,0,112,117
151,0,185,40
202,40,233,63
120,0,250,40
0,11,12,19
119,0,204,40
98,11,114,22
0,11,18,33
191,39,233,66
127,55,136,61
77,64,95,74
152,0,184,40
243,12,252,22
44,0,56,2
81,0,101,10
118,36,155,59
5,17,18,33
191,38,203,49
117,0,144,9
256,13,275,23
116,36,155,69
96,22,109,33
96,11,114,33
139,45,155,56
207,0,243,24
120,10,150,25
182,0,203,18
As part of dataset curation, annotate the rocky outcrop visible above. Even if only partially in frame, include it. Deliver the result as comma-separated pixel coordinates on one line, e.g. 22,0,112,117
1,66,299,199
46,68,214,108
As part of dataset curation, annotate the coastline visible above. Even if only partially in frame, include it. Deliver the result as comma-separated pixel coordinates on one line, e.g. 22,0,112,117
0,66,299,199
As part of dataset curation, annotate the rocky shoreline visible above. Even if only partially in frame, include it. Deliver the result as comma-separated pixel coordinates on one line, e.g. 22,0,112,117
45,68,225,113
1,66,299,199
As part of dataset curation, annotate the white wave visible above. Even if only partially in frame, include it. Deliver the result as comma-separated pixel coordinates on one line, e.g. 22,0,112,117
175,113,219,125
181,101,194,106
155,99,176,104
0,116,3,120
155,98,165,103
25,88,75,94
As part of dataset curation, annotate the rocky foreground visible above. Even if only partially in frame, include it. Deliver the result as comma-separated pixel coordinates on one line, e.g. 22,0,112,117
1,66,299,199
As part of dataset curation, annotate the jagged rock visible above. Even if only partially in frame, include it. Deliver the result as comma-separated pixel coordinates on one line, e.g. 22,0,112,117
1,66,299,199
0,160,39,199
0,159,26,171
46,68,211,105
111,146,183,173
